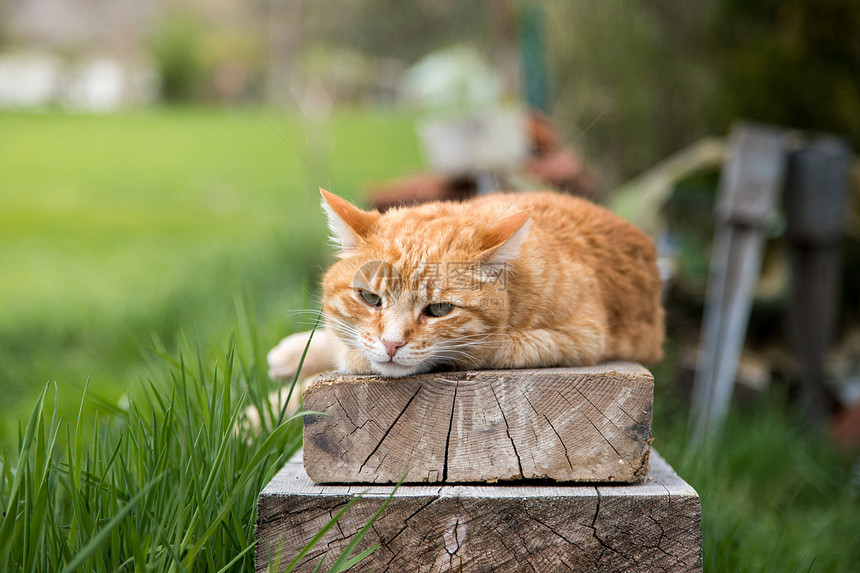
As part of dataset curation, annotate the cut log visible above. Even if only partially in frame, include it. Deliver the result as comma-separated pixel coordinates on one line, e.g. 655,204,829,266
255,450,702,573
302,363,653,484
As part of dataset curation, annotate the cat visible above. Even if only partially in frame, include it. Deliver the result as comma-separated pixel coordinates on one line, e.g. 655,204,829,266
267,188,664,384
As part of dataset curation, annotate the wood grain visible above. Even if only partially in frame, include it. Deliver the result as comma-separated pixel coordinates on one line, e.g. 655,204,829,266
255,450,702,573
302,363,653,483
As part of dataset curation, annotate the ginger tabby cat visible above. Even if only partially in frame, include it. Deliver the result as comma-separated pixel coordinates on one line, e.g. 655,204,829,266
267,189,664,383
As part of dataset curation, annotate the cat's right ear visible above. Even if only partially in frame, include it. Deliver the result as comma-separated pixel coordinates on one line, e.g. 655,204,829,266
320,189,379,256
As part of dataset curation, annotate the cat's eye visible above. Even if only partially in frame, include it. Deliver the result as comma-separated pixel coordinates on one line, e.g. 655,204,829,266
358,289,382,307
424,302,454,318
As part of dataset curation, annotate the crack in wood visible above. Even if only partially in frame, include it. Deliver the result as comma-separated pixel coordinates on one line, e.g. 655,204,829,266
384,494,440,548
560,390,631,470
573,386,625,433
616,402,640,422
489,383,523,478
445,517,462,555
582,410,626,461
442,380,459,482
521,391,573,470
358,384,423,474
527,512,586,553
587,488,610,563
333,394,360,429
588,488,638,566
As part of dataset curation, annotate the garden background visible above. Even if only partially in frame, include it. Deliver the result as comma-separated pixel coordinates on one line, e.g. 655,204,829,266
2,1,859,570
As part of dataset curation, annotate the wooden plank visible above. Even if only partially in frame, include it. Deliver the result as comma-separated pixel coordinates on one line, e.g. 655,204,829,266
714,121,786,225
302,363,653,484
255,450,702,573
690,122,787,442
784,137,851,423
784,137,851,244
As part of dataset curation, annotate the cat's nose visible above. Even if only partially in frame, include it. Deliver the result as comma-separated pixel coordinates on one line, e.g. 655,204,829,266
382,338,406,359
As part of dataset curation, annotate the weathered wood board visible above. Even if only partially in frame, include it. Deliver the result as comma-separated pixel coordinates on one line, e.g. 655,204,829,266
255,450,702,573
303,363,653,483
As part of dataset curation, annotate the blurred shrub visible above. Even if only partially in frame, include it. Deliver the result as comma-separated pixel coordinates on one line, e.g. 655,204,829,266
543,1,719,188
200,28,267,103
296,43,400,106
715,0,860,148
542,0,859,186
149,11,266,104
149,13,208,102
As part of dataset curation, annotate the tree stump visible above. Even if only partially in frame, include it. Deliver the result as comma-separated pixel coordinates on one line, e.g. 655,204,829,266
302,363,653,484
255,450,702,572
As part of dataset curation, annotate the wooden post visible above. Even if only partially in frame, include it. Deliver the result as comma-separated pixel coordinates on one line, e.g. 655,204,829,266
690,122,787,442
255,450,702,573
302,363,653,484
784,136,851,423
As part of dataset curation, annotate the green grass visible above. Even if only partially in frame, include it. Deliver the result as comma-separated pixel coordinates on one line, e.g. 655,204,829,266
0,107,422,440
651,349,860,572
0,316,394,572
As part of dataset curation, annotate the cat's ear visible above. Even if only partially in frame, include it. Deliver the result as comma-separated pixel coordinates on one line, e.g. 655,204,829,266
476,209,531,278
320,189,379,256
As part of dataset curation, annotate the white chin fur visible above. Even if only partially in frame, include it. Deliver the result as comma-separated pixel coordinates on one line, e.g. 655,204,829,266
369,359,431,378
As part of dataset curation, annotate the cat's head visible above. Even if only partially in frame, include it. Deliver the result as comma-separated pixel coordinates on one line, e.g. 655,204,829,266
319,189,530,377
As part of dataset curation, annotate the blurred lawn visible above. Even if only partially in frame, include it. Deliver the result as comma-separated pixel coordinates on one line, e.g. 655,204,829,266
0,107,422,439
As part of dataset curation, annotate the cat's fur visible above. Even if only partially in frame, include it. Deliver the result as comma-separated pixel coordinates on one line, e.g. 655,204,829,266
268,189,664,382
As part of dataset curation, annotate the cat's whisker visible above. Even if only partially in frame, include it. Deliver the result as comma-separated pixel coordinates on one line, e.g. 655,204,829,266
440,337,499,346
433,354,483,370
434,348,483,358
285,307,324,314
437,339,500,350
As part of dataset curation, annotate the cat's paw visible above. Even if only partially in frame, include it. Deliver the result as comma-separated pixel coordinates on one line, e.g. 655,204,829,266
267,329,336,381
267,332,310,380
239,383,306,435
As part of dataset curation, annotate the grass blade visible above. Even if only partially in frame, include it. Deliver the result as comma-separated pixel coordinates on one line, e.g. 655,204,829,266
325,478,402,573
0,383,48,570
281,495,363,572
60,474,163,573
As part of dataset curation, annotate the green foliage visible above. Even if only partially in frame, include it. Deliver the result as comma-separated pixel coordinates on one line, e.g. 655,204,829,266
0,327,294,571
652,350,860,572
149,11,269,103
544,0,720,186
150,14,210,102
715,0,860,146
0,322,392,571
544,0,860,187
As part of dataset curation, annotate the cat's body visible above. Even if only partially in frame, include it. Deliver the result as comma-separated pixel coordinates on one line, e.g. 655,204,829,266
268,190,664,382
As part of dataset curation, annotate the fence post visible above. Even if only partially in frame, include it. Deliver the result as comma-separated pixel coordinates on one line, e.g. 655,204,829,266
690,122,786,442
784,136,851,424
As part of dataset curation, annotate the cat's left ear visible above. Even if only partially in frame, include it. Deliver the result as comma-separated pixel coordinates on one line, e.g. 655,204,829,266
477,209,531,275
319,189,380,256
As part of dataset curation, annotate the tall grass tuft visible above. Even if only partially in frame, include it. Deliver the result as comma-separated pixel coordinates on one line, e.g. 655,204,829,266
0,319,381,572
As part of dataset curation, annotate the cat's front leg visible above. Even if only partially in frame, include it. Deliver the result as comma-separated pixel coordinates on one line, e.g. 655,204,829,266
491,325,607,369
267,328,338,381
240,329,337,433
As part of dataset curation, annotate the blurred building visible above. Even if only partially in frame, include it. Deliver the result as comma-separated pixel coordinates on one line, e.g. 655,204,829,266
0,0,159,110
